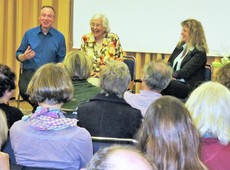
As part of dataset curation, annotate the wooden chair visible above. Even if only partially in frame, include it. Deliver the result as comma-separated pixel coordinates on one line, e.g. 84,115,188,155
61,108,78,119
123,56,136,93
17,63,24,108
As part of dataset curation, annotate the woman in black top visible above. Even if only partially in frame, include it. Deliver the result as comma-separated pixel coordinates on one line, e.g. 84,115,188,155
161,18,208,99
0,64,23,128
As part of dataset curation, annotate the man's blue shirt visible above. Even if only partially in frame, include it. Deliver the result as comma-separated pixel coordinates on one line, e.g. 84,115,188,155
16,26,66,71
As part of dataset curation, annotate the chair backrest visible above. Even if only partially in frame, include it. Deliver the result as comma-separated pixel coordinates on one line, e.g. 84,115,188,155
123,56,136,81
204,64,212,81
17,62,24,108
61,108,78,119
22,167,59,170
92,136,138,154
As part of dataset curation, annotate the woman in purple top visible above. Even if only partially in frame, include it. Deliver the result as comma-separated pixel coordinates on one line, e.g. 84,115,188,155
10,63,93,169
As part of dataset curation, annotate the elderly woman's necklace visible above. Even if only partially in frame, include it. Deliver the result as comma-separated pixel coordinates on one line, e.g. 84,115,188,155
94,41,103,57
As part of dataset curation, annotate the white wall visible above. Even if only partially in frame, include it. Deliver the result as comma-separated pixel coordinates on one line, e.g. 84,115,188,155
73,0,230,56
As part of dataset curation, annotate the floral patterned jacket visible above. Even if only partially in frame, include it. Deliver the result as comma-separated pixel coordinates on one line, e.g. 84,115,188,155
81,32,123,72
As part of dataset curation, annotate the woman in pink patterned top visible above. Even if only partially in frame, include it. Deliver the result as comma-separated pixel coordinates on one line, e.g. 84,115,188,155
81,13,123,74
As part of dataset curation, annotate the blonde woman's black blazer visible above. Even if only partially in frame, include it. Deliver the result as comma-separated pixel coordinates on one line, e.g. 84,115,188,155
168,46,207,88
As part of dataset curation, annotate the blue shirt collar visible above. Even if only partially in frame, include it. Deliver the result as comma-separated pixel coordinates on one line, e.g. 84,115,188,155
36,26,54,36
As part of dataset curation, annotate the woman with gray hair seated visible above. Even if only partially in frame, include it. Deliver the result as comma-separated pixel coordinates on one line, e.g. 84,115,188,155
81,13,123,75
77,61,142,138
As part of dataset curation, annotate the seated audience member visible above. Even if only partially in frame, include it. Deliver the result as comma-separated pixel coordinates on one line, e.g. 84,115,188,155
136,96,207,170
10,63,93,169
0,64,23,128
215,62,230,90
62,50,101,110
77,61,142,138
86,145,157,170
185,81,230,170
0,109,9,170
161,19,208,99
124,60,172,117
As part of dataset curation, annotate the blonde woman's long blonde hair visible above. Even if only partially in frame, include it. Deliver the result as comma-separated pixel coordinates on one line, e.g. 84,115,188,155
177,18,208,53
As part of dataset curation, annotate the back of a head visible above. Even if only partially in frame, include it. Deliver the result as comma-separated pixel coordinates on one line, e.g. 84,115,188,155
143,60,172,92
0,64,16,98
63,50,92,79
215,63,230,90
27,63,73,105
86,145,156,170
186,81,230,145
137,96,205,170
100,61,131,98
0,109,8,148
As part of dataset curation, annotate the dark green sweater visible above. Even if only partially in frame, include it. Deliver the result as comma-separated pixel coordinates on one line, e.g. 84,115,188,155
62,79,101,110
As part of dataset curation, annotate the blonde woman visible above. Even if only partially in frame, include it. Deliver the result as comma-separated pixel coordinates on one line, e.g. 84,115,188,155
162,18,208,99
62,50,101,110
186,81,230,170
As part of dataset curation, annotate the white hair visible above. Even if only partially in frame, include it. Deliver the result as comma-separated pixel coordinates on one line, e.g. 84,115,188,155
90,13,110,33
100,61,130,98
185,81,230,145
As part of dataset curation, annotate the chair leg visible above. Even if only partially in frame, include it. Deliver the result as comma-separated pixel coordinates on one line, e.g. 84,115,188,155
17,92,20,108
128,81,135,93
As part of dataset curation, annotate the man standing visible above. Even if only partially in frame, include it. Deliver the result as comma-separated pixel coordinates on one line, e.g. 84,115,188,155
16,6,66,106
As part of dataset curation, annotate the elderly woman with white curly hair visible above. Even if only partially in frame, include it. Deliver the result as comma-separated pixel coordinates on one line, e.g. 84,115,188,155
81,13,123,74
